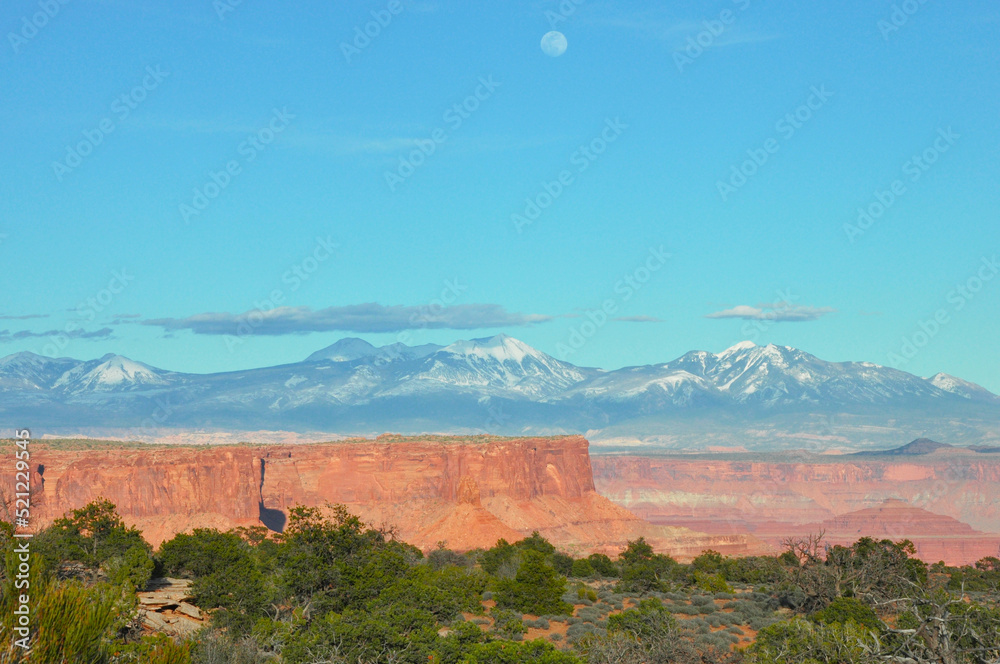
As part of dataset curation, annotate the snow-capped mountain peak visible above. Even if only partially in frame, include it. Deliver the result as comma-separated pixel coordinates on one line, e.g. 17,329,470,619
401,334,587,399
306,338,378,362
0,338,996,446
929,373,1000,402
719,340,760,355
373,342,441,362
0,352,83,391
305,338,442,364
53,354,169,392
441,334,545,363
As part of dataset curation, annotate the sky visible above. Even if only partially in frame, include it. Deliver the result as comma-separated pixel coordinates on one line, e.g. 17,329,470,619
1,0,998,391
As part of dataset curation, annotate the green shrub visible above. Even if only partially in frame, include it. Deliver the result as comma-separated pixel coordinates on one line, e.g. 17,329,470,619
565,621,599,644
427,544,472,571
691,550,727,575
6,579,132,664
104,543,154,591
158,529,268,633
551,552,574,576
746,617,880,664
749,615,779,631
809,596,881,631
481,539,519,576
280,605,441,664
492,551,573,615
112,634,193,664
571,558,595,578
189,631,271,664
587,554,619,578
33,499,152,583
671,604,703,615
694,571,734,594
491,608,527,640
459,639,581,663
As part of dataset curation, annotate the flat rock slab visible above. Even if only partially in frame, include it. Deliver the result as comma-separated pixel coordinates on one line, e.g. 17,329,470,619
176,602,202,619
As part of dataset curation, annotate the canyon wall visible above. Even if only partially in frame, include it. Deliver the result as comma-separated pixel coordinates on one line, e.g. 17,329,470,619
12,436,766,560
592,451,1000,565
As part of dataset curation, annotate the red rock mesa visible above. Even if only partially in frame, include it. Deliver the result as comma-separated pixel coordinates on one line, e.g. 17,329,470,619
592,451,1000,565
14,435,768,560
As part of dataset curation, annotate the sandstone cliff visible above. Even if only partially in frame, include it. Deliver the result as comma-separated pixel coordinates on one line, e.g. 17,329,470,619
12,436,766,560
792,500,1000,566
592,452,1000,565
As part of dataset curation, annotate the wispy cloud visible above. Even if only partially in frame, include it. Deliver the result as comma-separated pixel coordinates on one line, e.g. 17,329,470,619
0,327,114,342
109,313,142,325
705,304,835,322
143,303,553,335
613,315,665,323
0,314,49,320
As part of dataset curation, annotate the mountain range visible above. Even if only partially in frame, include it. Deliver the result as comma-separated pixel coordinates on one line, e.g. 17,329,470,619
2,335,998,450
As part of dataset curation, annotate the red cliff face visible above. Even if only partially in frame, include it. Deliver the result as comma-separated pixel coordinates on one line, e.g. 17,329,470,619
592,453,1000,565
14,436,767,560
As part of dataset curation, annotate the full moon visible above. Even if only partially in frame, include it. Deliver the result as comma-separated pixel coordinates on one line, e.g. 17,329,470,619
540,31,568,57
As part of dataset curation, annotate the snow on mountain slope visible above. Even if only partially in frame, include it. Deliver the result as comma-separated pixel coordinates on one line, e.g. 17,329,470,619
387,334,588,399
305,338,378,362
52,354,171,393
0,337,996,438
371,342,442,363
0,352,82,391
929,373,1000,402
563,365,718,405
664,342,947,406
306,338,442,364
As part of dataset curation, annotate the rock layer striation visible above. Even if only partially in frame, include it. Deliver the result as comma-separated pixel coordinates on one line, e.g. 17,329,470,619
14,435,767,559
592,451,1000,565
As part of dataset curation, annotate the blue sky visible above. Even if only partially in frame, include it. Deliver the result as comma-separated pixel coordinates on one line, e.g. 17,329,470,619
1,0,998,390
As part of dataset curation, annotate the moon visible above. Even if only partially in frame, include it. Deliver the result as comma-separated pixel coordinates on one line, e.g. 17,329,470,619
541,31,568,57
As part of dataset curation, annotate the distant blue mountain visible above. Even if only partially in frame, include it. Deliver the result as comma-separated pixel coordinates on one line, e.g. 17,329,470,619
2,336,997,450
